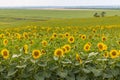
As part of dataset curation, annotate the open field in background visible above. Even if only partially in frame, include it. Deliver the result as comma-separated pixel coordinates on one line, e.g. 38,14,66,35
0,9,120,80
0,9,120,27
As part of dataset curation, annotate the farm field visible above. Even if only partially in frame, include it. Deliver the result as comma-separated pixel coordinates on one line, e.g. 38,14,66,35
0,9,120,80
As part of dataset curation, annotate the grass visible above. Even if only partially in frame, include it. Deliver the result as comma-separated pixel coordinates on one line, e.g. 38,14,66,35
0,9,120,28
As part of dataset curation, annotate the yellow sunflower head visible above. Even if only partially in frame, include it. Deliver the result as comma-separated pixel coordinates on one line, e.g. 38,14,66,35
84,43,91,52
32,50,41,59
52,33,57,38
41,49,46,54
81,34,86,40
3,39,8,46
23,44,28,54
76,53,82,64
97,42,107,51
110,50,119,59
61,47,67,53
68,36,75,43
103,51,109,58
54,48,64,57
65,32,70,38
30,40,34,45
1,49,9,59
41,40,48,47
63,44,71,53
102,36,107,42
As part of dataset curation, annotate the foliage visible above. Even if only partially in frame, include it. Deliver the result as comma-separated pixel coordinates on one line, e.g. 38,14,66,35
0,25,120,80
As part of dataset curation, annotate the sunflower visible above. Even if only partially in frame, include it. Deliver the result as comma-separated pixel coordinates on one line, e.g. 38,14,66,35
92,29,96,33
50,36,54,41
16,33,21,39
23,32,28,39
68,36,75,43
41,49,46,54
76,54,82,64
3,39,8,46
81,34,86,40
54,48,64,57
59,33,65,39
102,36,107,42
1,49,9,59
23,44,28,54
30,40,34,45
119,50,120,56
110,50,119,59
0,33,4,38
84,43,91,51
65,32,70,38
103,51,109,58
32,50,41,59
52,33,57,38
6,32,10,36
97,42,107,51
79,34,82,38
63,44,71,53
41,40,48,47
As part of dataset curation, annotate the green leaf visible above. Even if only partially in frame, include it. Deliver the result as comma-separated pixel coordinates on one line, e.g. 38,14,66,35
0,66,6,72
103,73,113,79
16,64,26,68
53,56,58,61
66,73,75,80
7,69,18,77
88,52,98,58
57,70,68,78
91,69,102,77
34,73,44,80
76,74,87,80
38,61,47,67
82,68,91,74
111,68,120,76
61,59,72,64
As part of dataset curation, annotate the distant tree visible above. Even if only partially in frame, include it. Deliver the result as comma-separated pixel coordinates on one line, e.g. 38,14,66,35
93,12,100,17
101,12,106,17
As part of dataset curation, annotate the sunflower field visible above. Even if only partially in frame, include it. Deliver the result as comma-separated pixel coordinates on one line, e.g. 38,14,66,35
0,24,120,80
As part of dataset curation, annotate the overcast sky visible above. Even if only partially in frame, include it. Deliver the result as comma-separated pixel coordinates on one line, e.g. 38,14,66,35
0,0,120,7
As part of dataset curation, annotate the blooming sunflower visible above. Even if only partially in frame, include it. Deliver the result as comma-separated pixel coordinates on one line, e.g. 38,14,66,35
65,32,70,38
1,49,9,59
61,47,67,53
41,40,48,47
3,39,8,46
81,34,86,40
97,42,107,51
30,40,34,45
68,36,75,43
103,51,109,58
102,36,107,42
54,48,64,57
23,32,28,39
110,50,119,59
32,50,41,59
52,33,57,38
23,44,28,54
76,54,82,64
41,49,46,54
63,44,71,53
84,43,91,52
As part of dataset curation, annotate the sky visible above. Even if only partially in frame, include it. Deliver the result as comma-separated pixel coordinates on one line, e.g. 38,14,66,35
0,0,120,7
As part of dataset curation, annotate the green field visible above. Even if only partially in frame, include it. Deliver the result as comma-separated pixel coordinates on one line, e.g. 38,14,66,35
0,9,120,27
0,9,120,80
